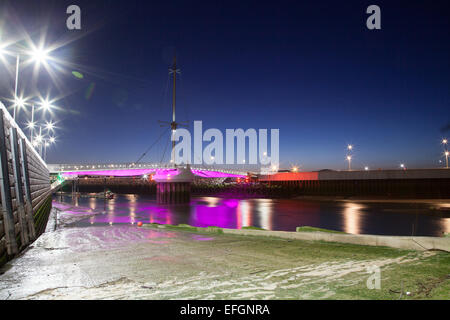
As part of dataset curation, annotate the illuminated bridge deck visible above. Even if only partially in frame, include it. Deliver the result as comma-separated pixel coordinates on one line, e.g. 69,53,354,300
47,163,247,178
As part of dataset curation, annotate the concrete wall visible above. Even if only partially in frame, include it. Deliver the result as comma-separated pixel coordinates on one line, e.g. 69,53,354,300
0,102,51,266
219,228,450,252
260,168,450,181
259,169,450,198
318,169,450,180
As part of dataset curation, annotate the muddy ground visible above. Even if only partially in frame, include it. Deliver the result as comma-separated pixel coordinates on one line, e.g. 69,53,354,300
0,202,448,300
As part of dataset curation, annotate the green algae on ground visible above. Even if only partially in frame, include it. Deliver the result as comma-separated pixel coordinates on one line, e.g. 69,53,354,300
296,226,346,234
204,226,224,234
242,226,266,231
139,224,449,299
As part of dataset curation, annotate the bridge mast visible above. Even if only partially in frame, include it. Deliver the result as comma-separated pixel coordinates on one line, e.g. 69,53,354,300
169,55,180,165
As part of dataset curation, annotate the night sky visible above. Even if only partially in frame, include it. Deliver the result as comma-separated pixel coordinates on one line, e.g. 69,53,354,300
0,0,449,171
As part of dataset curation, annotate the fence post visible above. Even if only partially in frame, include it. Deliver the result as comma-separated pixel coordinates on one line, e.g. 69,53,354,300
0,109,18,255
19,138,36,240
10,127,29,246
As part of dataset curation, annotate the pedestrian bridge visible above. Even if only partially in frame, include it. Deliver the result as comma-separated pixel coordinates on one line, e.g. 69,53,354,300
47,163,247,179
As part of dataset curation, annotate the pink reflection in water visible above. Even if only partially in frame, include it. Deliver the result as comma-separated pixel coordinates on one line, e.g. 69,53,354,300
224,199,239,208
190,201,239,229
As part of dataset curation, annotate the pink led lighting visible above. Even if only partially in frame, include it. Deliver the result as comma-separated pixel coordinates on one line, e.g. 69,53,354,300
61,168,246,178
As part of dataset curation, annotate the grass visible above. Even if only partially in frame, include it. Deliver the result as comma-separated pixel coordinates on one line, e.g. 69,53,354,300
296,226,346,234
141,224,450,299
145,223,226,234
154,223,198,232
331,251,450,300
242,226,266,231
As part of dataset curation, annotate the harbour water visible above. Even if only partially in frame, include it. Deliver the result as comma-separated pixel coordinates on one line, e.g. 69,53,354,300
54,194,450,237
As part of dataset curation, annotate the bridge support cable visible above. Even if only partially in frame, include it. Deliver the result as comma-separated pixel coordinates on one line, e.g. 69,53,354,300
134,127,170,165
160,132,171,164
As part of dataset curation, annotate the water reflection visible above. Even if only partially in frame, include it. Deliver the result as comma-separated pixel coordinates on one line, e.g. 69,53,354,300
54,194,450,237
443,218,450,234
255,199,273,230
237,200,251,228
342,203,365,235
89,197,96,211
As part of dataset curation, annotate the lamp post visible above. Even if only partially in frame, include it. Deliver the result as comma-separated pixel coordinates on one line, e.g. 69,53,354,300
42,136,56,162
445,151,449,169
26,98,55,143
443,139,448,168
13,55,20,119
1,46,51,120
43,141,50,161
346,144,354,171
26,104,36,143
37,126,43,156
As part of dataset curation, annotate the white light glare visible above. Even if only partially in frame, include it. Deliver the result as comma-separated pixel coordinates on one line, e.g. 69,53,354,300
31,47,50,64
45,121,55,131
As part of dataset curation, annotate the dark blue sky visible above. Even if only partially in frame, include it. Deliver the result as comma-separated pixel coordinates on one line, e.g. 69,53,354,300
1,0,449,170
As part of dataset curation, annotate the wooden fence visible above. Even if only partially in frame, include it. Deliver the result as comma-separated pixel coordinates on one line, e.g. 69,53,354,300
0,102,51,267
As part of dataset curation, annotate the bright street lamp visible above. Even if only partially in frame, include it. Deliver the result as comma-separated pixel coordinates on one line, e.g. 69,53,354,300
1,44,52,120
45,120,55,132
30,47,50,65
443,139,448,168
39,97,55,113
445,151,449,169
346,155,352,171
15,96,26,109
23,97,56,143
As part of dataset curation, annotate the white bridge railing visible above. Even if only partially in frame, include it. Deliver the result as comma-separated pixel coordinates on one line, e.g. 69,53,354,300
47,163,249,176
